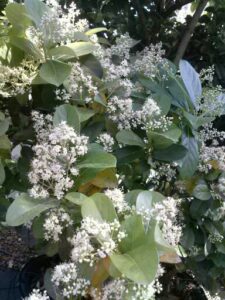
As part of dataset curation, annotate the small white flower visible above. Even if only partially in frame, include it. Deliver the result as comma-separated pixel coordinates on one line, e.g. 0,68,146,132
24,289,49,300
96,133,114,152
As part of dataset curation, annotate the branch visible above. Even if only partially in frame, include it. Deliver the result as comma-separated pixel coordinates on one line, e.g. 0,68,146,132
174,0,208,65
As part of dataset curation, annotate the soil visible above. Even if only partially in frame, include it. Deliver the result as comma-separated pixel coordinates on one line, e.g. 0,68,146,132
0,227,35,271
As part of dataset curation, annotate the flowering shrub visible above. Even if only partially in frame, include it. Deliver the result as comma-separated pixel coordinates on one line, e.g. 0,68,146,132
1,0,225,299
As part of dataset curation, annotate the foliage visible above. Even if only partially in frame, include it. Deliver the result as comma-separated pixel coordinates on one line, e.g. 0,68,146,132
0,1,225,299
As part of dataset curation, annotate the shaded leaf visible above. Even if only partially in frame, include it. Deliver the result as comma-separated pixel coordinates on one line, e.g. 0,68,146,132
153,144,187,162
116,130,145,148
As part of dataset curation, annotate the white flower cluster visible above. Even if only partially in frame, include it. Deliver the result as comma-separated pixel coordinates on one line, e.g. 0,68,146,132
55,89,71,103
203,288,222,300
131,43,167,78
146,162,177,187
96,133,115,152
24,289,49,300
67,62,98,103
38,1,89,45
95,264,164,300
70,217,126,266
94,33,167,102
104,188,130,213
29,112,89,199
199,145,225,174
136,196,182,246
152,197,182,246
107,96,134,130
135,97,161,126
208,233,223,244
147,115,172,132
43,208,73,241
52,262,90,299
100,279,126,300
151,197,182,246
199,124,225,145
107,96,161,130
0,61,36,98
196,86,225,118
199,66,215,84
95,33,134,97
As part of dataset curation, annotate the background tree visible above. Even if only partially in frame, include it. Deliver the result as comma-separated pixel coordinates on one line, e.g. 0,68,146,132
60,0,225,85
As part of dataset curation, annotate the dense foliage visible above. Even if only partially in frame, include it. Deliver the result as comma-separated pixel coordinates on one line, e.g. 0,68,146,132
0,0,225,299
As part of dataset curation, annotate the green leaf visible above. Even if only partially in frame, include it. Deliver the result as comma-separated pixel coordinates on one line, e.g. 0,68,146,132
166,73,194,112
78,151,116,169
76,107,95,123
6,3,31,29
136,191,153,213
91,168,118,188
0,160,5,185
66,42,95,57
0,135,11,150
6,193,58,226
119,215,146,253
116,130,145,148
153,144,187,162
45,242,59,257
124,190,143,206
148,123,182,149
81,193,117,222
183,111,198,129
138,76,172,114
154,222,175,253
24,0,49,26
39,60,71,87
192,179,211,200
196,115,215,128
136,191,164,228
0,114,9,135
65,192,89,205
153,89,172,115
49,46,77,61
110,244,158,284
44,269,57,299
136,190,164,207
85,27,107,35
179,59,202,104
74,168,104,189
10,37,43,59
179,134,199,178
94,94,107,107
53,104,80,132
32,214,45,239
181,226,195,249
